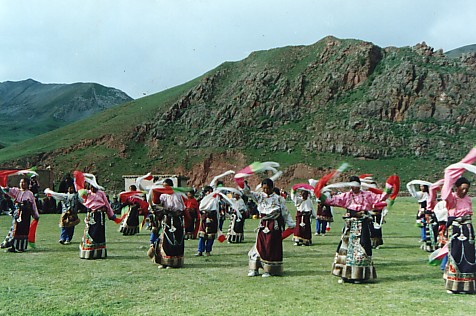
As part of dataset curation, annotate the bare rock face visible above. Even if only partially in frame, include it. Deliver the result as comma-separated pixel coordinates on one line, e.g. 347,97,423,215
146,37,476,164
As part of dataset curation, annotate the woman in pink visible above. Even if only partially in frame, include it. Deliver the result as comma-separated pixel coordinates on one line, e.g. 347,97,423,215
434,147,476,294
1,178,40,252
79,184,118,259
323,176,390,283
442,177,475,294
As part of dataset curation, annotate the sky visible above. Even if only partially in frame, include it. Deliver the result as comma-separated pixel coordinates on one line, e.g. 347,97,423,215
1,0,475,99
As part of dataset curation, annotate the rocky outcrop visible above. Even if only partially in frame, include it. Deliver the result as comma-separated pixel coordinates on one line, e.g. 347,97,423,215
145,37,476,162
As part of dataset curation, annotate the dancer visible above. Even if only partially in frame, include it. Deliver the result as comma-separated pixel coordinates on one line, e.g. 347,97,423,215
196,186,219,256
227,192,247,243
243,178,295,277
74,171,120,259
431,147,476,294
369,206,387,249
150,179,186,269
318,175,397,283
184,190,200,240
407,180,435,251
196,171,237,255
315,192,333,236
1,177,40,252
432,197,448,271
118,185,149,236
291,186,315,246
44,185,80,245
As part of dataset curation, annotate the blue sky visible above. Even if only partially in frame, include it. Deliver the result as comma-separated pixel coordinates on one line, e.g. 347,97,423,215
1,0,475,99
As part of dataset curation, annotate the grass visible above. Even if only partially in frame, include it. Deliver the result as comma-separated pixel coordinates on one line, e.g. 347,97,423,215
1,197,476,315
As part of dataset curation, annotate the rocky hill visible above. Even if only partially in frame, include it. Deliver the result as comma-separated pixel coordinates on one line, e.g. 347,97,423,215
145,38,476,161
0,79,133,146
1,37,476,192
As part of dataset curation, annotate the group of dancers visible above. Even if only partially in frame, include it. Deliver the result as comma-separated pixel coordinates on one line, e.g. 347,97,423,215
1,147,476,293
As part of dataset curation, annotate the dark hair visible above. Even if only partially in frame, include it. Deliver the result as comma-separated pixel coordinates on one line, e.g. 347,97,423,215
261,178,274,189
421,185,429,193
455,177,471,188
273,187,280,195
203,185,213,193
21,177,31,186
129,184,137,191
349,176,361,184
164,179,174,186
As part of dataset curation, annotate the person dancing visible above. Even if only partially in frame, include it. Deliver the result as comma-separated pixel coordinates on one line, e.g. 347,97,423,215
74,171,120,259
318,175,396,283
431,147,476,294
243,178,295,277
1,177,40,252
291,187,315,246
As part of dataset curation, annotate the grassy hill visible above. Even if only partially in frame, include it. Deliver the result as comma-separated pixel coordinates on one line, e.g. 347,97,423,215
0,79,132,146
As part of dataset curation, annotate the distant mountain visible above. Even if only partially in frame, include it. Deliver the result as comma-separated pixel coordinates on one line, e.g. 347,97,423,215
0,79,133,146
1,37,476,192
445,44,476,58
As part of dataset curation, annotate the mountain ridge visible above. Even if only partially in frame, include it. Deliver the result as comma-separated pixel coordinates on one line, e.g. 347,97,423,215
0,79,133,146
1,37,476,191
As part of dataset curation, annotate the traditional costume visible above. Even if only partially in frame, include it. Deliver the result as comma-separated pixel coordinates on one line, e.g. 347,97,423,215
433,147,476,294
74,171,120,259
369,207,387,249
243,184,295,277
318,175,397,283
1,186,39,252
407,180,436,251
197,192,219,255
184,194,200,240
316,198,333,236
150,186,186,268
291,188,315,246
118,192,149,236
226,196,247,243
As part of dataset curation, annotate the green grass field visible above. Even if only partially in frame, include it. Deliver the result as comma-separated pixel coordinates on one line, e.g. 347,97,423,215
1,198,475,316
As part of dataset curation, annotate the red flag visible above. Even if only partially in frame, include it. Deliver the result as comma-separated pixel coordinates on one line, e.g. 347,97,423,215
313,171,336,199
0,169,38,187
28,219,39,248
73,170,85,191
386,175,400,201
281,227,294,240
